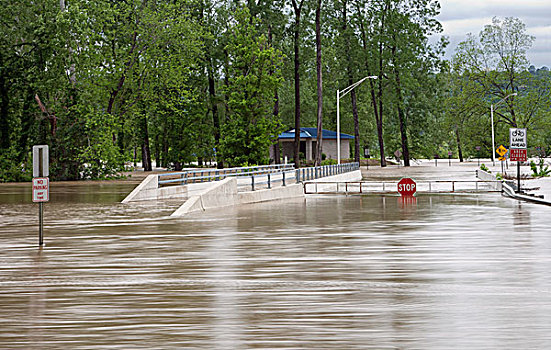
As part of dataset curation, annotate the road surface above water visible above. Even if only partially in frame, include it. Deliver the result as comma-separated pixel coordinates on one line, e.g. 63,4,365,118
1,164,550,349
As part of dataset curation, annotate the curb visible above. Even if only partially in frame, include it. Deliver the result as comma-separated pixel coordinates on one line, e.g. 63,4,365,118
477,170,551,207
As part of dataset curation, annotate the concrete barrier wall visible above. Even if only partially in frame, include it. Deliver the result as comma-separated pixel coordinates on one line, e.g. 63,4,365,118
238,183,304,205
122,177,231,203
170,169,361,217
476,170,502,191
121,175,159,203
171,178,237,216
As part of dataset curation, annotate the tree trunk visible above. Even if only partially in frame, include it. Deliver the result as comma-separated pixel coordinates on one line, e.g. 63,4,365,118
141,114,152,171
315,0,323,166
268,25,281,165
455,128,464,162
377,48,386,167
341,0,361,164
208,59,223,169
391,43,410,167
356,3,385,167
291,0,304,167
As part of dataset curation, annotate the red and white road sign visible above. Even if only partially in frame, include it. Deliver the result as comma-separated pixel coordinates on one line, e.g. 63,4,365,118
32,177,49,202
397,178,416,197
510,148,527,162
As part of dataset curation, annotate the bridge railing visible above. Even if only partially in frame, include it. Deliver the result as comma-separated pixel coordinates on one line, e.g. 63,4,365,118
304,180,502,194
245,162,360,191
295,162,360,183
158,162,360,191
157,164,295,187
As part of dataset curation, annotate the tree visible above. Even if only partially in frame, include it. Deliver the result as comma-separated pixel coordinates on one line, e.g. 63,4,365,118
290,0,306,167
315,0,323,166
453,17,550,150
220,7,284,166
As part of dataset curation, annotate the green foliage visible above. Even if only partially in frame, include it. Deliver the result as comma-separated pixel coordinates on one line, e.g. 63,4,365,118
321,159,337,166
220,7,284,167
0,147,32,183
4,2,546,182
530,159,550,178
480,164,490,173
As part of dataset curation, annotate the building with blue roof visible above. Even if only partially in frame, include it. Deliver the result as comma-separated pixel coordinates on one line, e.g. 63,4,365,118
270,127,353,163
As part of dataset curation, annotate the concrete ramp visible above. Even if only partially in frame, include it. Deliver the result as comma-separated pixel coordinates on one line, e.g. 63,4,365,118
171,178,238,216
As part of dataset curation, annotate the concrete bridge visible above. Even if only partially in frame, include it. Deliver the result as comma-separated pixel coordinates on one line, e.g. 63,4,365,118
121,163,363,216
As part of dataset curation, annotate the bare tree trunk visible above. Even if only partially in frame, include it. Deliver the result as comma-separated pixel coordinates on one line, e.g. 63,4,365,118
208,62,223,169
315,0,323,166
455,127,464,162
341,0,361,164
141,114,152,171
391,43,410,166
356,1,386,167
291,0,305,167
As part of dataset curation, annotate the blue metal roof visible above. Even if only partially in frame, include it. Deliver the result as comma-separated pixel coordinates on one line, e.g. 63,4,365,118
278,127,354,140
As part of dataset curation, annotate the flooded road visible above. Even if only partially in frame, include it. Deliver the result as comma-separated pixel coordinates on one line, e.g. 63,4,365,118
1,181,551,349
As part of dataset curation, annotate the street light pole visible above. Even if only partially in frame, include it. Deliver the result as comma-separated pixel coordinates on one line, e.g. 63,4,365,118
336,76,378,165
491,92,517,166
491,104,495,166
337,88,340,164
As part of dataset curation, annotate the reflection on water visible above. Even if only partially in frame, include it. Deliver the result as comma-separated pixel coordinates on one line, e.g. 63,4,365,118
1,183,551,348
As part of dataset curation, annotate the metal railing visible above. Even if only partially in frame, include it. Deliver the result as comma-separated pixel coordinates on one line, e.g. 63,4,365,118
304,180,503,195
244,162,360,191
158,164,294,187
295,162,359,183
157,162,361,192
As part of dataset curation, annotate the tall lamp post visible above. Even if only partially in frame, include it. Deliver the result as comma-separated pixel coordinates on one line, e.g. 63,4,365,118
337,76,378,164
491,92,517,166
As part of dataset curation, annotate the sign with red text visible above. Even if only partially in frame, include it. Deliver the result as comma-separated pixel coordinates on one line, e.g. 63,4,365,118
509,148,527,162
397,178,416,197
32,177,49,202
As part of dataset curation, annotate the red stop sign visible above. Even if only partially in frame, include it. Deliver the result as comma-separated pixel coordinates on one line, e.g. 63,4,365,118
397,178,416,196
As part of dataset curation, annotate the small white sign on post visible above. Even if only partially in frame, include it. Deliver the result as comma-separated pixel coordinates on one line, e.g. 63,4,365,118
33,145,49,177
509,128,527,149
32,177,49,202
32,145,50,246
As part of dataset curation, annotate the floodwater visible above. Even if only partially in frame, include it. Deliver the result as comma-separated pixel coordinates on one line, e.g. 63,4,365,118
1,180,551,349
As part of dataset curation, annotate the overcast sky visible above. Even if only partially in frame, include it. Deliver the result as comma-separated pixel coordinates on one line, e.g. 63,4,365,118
436,0,551,68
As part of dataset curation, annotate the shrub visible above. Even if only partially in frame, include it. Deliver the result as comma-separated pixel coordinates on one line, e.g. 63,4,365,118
0,147,32,183
480,164,490,173
530,159,550,178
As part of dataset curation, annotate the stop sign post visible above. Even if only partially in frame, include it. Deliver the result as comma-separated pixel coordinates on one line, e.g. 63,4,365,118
397,178,416,197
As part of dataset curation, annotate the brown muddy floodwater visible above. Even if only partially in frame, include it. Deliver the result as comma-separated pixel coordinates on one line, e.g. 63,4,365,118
1,181,551,349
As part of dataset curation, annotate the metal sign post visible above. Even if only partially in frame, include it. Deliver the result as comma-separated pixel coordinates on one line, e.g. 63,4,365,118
32,145,49,246
496,145,508,175
509,128,527,193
